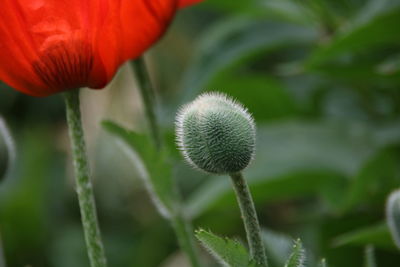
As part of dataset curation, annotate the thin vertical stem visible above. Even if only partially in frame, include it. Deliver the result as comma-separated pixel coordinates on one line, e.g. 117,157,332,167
131,57,162,149
131,57,202,267
171,213,201,267
64,90,107,267
229,172,267,266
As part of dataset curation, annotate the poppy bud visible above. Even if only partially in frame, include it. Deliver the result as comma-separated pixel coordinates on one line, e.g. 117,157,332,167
386,190,400,249
176,93,256,174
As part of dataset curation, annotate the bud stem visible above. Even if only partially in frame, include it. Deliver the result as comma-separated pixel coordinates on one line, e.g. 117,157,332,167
229,172,267,266
64,90,107,267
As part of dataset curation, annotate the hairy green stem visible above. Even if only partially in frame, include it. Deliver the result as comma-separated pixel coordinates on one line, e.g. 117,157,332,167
64,90,107,267
171,213,201,267
131,57,162,149
229,172,267,266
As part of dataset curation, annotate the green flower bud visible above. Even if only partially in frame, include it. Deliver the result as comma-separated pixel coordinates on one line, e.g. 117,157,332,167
176,92,256,174
386,190,400,250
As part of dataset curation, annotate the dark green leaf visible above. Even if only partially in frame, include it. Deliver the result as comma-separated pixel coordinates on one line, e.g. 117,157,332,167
341,145,400,212
180,18,317,103
332,223,396,250
306,8,400,67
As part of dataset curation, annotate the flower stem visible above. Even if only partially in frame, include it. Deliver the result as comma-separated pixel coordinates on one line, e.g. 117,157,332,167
64,90,107,267
131,57,162,149
131,57,202,267
171,212,201,267
229,172,267,266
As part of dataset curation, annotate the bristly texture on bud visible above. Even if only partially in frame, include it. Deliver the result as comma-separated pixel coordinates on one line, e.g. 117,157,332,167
176,92,256,174
386,190,400,250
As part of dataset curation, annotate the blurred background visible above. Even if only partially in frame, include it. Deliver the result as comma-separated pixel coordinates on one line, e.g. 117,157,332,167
1,0,400,266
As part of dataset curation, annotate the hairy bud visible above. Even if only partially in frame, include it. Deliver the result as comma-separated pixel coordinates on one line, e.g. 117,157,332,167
387,190,400,250
176,93,256,174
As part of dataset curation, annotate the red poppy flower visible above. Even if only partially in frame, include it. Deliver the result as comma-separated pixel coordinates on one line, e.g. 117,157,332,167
0,0,203,97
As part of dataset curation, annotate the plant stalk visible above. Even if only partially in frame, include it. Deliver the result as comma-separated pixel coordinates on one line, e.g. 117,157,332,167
229,172,267,266
64,90,107,267
131,57,162,149
131,57,201,266
171,213,201,267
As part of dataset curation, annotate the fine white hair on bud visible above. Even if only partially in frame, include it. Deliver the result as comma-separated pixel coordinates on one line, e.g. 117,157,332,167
386,190,400,249
175,92,256,174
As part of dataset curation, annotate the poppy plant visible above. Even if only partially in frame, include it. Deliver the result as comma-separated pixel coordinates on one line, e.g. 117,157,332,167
0,0,203,97
0,1,204,267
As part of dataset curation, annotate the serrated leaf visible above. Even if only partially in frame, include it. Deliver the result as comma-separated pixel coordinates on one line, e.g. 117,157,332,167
386,190,400,250
102,120,177,218
284,239,306,267
195,229,256,267
332,223,396,250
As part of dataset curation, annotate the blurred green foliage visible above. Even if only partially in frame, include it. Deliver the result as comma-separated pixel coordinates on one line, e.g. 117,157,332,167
1,0,400,266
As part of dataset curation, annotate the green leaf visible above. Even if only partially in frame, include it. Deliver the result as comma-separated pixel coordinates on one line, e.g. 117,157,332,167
332,223,396,250
261,0,316,25
102,120,177,218
341,145,400,212
179,18,317,104
195,229,256,267
0,128,58,260
205,74,298,122
352,0,400,26
386,190,400,250
284,239,306,267
306,7,400,68
364,245,377,267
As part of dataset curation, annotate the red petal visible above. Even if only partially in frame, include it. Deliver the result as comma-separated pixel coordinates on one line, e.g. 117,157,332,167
0,0,50,96
0,0,203,96
94,0,179,83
